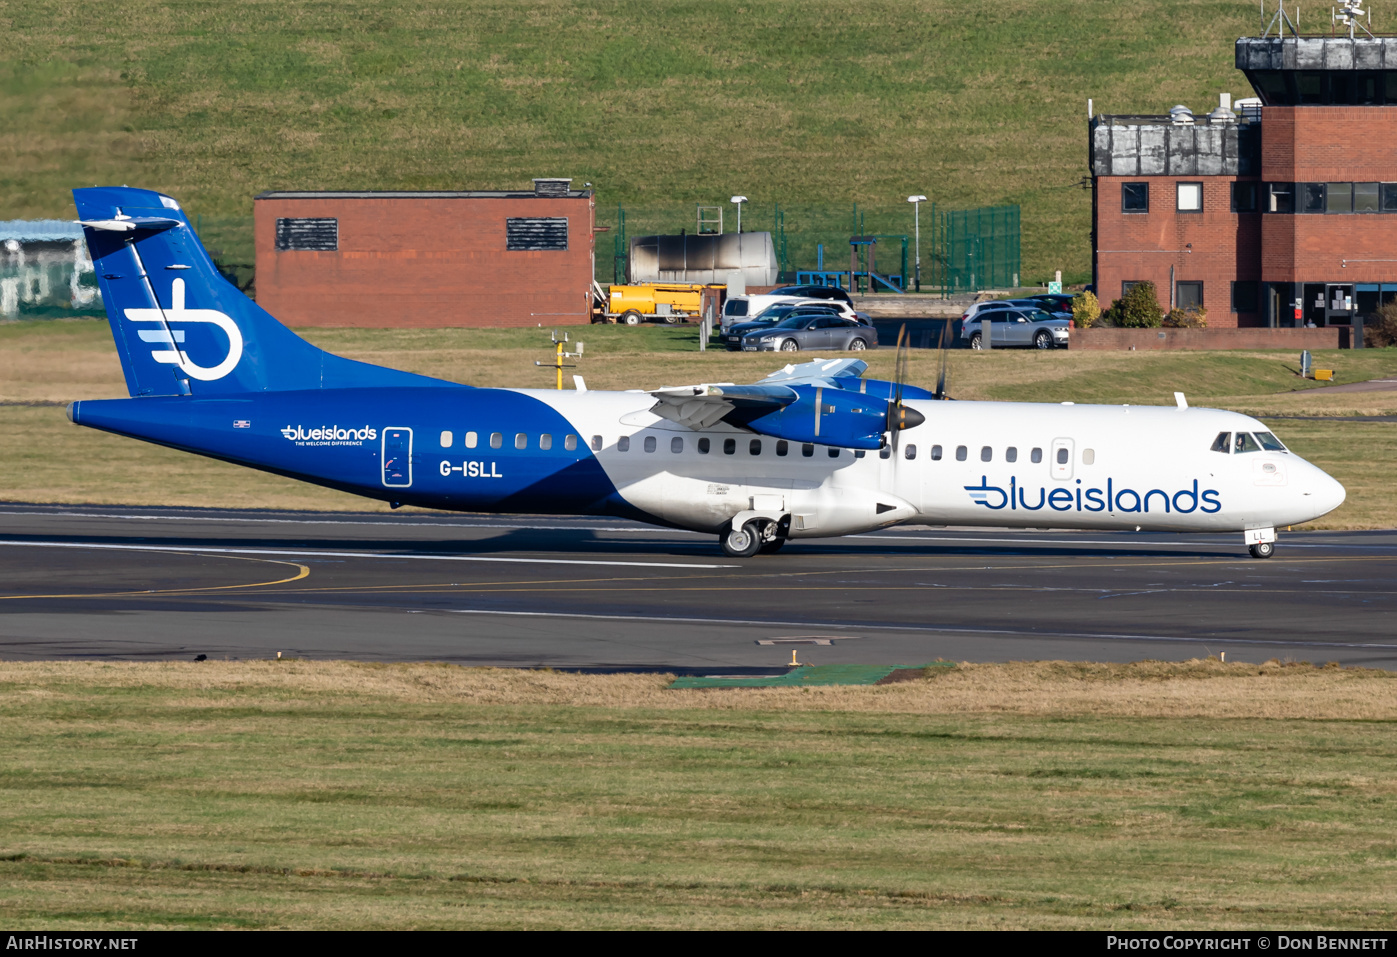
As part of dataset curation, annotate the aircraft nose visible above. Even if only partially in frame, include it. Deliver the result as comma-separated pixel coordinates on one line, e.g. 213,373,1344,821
1311,471,1346,520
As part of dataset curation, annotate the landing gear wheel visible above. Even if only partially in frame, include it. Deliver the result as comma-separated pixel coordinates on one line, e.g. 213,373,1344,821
969,332,984,350
780,338,800,352
1249,541,1275,559
1034,330,1052,349
848,338,867,351
621,310,643,326
758,536,786,554
721,521,763,558
662,313,680,325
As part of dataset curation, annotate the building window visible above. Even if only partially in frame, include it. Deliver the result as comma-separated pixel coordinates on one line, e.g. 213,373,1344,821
1326,183,1353,214
1231,182,1257,213
1383,184,1397,212
1176,182,1203,212
1176,281,1203,310
1122,280,1143,297
505,217,568,251
1231,281,1259,314
1301,183,1326,214
1268,183,1294,213
275,217,337,251
1122,183,1149,212
1355,182,1380,213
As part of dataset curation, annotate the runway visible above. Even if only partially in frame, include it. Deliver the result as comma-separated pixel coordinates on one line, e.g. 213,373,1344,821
1,503,1395,670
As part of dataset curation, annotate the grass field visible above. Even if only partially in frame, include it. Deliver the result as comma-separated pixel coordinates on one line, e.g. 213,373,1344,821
3,319,1395,526
2,659,1395,929
3,1,1271,281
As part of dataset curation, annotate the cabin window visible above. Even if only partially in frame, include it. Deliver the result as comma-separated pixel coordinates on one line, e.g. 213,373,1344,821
956,445,968,461
880,447,891,459
749,439,762,455
618,436,630,452
1082,448,1095,465
439,430,453,449
1005,446,1017,463
1056,447,1069,464
671,436,683,453
1234,432,1261,453
853,450,864,459
1031,447,1043,463
723,438,736,454
776,440,788,456
981,446,992,462
515,433,528,450
1255,431,1286,451
644,435,657,453
465,431,478,449
490,432,503,449
931,445,943,461
564,434,577,451
829,448,841,458
539,434,552,450
1211,432,1231,453
698,437,711,454
802,443,814,457
905,444,916,460
590,435,602,451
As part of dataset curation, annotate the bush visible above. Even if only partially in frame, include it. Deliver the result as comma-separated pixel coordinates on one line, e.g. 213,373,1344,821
1164,306,1207,329
1364,302,1397,348
1110,281,1165,328
1071,291,1101,329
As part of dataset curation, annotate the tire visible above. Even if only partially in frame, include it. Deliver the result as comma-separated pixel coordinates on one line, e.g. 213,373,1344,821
758,536,786,554
969,332,984,350
1248,541,1275,559
1034,330,1052,350
621,310,643,326
721,522,763,558
848,338,867,352
779,338,800,352
661,313,680,325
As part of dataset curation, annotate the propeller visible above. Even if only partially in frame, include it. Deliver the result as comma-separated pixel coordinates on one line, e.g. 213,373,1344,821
934,318,953,400
888,324,924,453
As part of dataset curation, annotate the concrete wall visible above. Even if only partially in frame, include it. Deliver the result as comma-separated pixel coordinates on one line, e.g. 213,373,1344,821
1071,327,1340,351
254,194,595,328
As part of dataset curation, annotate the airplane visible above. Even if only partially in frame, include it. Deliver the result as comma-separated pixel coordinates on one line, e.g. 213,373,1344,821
67,187,1345,560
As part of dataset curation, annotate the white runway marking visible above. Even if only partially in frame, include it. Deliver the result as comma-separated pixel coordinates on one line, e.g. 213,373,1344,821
441,608,1397,652
0,540,736,570
0,510,693,534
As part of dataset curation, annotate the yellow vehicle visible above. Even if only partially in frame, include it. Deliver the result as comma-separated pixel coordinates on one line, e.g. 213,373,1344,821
601,282,707,325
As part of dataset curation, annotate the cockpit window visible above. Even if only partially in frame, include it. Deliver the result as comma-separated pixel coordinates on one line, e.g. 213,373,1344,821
1255,431,1287,452
1234,432,1261,453
1211,432,1231,453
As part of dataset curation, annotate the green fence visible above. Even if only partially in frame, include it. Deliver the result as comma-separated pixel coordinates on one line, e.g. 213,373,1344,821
597,202,1020,296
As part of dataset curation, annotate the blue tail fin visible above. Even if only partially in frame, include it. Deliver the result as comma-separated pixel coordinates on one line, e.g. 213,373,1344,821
74,187,457,396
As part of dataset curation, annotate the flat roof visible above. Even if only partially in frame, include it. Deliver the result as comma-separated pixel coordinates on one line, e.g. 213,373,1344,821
255,190,593,200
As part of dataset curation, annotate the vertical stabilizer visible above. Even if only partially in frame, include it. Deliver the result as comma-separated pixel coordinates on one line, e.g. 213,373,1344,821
74,187,458,396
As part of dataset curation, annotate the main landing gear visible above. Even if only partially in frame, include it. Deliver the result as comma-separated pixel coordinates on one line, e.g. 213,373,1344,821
721,519,785,558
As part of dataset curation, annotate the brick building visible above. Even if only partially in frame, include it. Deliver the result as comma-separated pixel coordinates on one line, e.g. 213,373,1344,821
1091,36,1397,331
253,179,595,328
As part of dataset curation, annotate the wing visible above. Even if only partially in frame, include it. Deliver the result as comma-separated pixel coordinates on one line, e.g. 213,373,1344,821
649,383,797,430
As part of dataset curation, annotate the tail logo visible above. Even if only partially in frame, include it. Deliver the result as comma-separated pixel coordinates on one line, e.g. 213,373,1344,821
122,278,243,381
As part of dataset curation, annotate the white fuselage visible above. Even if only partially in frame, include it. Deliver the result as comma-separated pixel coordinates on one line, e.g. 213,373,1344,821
520,390,1346,538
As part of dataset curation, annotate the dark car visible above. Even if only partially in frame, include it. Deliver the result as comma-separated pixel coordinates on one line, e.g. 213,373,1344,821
765,284,855,307
725,303,849,349
739,314,876,353
1029,293,1076,316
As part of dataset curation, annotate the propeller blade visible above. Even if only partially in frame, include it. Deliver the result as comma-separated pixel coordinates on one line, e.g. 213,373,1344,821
891,324,909,451
935,319,950,399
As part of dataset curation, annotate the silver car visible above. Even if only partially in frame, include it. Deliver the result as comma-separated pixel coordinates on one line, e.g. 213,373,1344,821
961,307,1069,350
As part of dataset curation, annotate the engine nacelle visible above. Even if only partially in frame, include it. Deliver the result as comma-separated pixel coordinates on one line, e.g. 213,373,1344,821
740,384,889,450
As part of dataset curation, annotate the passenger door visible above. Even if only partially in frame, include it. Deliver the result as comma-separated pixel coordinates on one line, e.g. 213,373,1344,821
1050,437,1074,480
1002,311,1032,346
382,427,413,487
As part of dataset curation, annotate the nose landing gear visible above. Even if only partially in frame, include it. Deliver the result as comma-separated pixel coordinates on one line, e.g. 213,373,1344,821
1248,541,1275,559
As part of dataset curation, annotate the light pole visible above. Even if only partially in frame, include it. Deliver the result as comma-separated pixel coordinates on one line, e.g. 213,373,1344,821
730,195,747,234
907,195,927,292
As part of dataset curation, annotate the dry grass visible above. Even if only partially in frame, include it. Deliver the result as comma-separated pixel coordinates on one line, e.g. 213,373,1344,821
6,658,1394,720
3,659,1397,928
